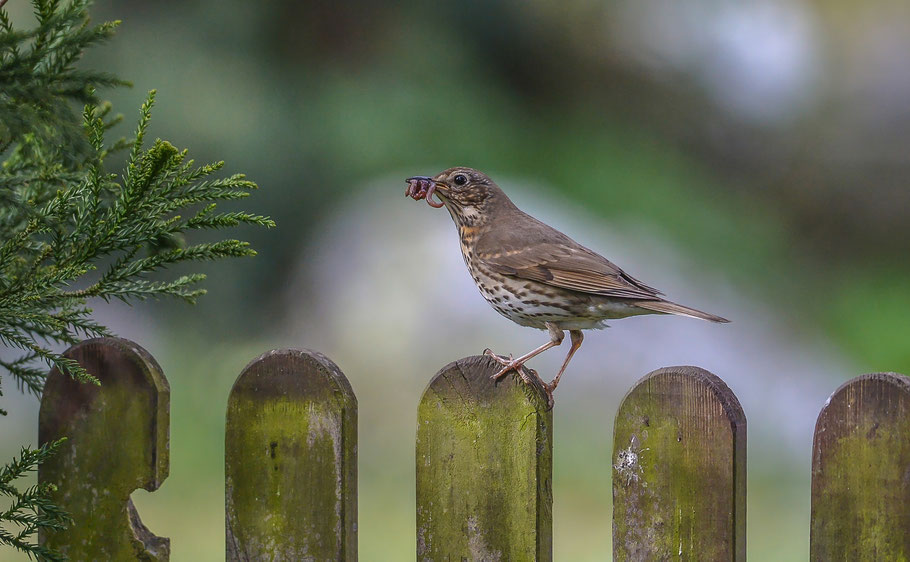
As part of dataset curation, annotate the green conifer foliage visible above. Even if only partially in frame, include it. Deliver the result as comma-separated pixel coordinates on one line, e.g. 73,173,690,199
0,1,273,557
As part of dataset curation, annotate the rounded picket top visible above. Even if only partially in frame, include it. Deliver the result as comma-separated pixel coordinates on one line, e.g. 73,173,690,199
225,349,357,561
416,355,553,561
39,337,170,560
810,372,910,561
612,366,746,562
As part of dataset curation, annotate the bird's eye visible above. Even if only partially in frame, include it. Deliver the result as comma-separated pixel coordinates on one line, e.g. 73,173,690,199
453,174,468,186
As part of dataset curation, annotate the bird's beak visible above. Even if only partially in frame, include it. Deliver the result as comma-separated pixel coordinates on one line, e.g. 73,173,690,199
405,175,446,208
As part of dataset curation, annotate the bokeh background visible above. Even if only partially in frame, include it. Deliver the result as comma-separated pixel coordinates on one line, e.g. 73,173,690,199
3,0,910,560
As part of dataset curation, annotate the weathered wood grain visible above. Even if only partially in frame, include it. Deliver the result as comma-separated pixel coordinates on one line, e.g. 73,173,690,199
416,355,553,561
810,372,910,561
38,337,170,560
612,366,746,561
225,349,357,561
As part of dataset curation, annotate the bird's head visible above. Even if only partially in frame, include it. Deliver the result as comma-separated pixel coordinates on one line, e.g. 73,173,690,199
406,167,513,227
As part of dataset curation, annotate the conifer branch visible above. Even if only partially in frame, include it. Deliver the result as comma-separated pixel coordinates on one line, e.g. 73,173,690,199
0,440,71,561
0,0,273,557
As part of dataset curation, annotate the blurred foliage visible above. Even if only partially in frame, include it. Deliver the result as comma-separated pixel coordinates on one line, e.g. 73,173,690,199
73,0,910,378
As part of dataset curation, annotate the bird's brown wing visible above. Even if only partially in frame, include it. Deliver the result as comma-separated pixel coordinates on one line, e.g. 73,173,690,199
476,228,664,300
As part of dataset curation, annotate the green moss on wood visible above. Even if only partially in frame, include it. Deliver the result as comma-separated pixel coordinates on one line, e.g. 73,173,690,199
38,337,170,560
612,366,746,562
225,349,357,561
416,355,552,561
810,372,910,561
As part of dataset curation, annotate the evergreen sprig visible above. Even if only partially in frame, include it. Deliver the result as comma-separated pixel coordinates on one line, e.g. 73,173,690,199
0,90,274,394
0,0,126,161
0,440,70,562
0,0,273,558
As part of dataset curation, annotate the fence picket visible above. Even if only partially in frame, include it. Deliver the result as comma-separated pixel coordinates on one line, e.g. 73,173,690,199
38,337,170,560
612,366,746,561
225,349,357,561
416,355,553,561
810,372,910,560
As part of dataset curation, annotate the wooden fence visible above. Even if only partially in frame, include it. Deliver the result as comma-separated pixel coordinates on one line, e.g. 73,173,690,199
36,337,910,561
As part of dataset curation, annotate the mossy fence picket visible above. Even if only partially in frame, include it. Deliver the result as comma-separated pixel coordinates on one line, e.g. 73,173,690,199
36,337,910,561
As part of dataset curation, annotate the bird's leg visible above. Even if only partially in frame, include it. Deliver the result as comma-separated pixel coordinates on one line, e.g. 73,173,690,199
545,329,583,396
485,322,565,381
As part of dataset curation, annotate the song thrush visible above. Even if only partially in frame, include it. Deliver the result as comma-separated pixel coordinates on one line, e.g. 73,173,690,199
406,167,728,405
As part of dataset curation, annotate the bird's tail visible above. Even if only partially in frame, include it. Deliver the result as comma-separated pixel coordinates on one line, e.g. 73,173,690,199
635,299,729,323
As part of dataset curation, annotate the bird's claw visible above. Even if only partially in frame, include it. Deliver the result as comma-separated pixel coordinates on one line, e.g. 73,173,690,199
542,382,556,410
484,348,555,409
482,347,503,358
492,362,537,387
483,348,513,366
485,351,524,381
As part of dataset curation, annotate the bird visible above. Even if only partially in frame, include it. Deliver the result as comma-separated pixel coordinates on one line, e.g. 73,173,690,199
405,167,728,405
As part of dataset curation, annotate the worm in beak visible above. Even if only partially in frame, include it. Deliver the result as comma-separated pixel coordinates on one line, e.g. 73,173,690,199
405,176,445,208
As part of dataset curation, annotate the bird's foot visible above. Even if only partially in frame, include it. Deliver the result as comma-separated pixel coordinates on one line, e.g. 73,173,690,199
484,349,552,405
483,349,555,408
483,349,526,380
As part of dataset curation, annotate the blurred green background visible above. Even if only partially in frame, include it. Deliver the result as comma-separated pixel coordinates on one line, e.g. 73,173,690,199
3,0,910,559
